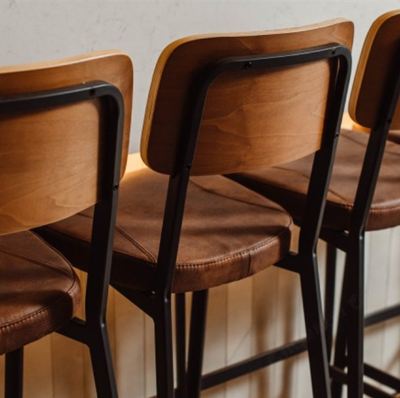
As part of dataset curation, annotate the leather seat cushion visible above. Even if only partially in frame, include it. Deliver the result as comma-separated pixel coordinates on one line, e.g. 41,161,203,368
233,129,400,231
0,232,80,354
42,168,292,293
388,130,400,144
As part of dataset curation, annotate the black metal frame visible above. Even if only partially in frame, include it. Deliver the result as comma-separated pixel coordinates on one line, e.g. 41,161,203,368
21,44,350,398
227,45,400,397
323,47,400,398
122,44,351,398
0,81,125,398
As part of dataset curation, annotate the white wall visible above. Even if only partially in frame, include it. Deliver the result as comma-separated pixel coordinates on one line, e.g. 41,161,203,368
1,0,399,151
2,2,400,397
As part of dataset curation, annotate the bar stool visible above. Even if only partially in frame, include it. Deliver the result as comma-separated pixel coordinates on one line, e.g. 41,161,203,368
38,20,352,398
0,50,133,398
229,10,400,397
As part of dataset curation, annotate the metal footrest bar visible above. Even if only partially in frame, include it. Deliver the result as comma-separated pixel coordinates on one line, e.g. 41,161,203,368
364,363,400,392
194,300,400,392
144,299,400,397
147,364,399,398
197,303,400,393
330,366,396,398
365,303,400,328
201,338,307,390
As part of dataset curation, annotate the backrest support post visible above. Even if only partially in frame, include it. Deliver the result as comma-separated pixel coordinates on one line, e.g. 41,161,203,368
350,47,400,234
0,81,126,327
85,87,125,325
298,48,351,254
156,45,352,295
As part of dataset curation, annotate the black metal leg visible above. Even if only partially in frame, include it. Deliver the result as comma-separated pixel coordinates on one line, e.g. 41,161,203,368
89,323,118,398
154,297,175,398
325,243,337,360
186,290,209,398
332,234,365,398
175,293,186,398
332,252,351,398
5,348,23,398
300,257,332,398
346,234,365,398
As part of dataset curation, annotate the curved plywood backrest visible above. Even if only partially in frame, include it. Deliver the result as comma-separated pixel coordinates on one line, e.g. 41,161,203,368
0,51,133,234
141,19,354,175
349,10,400,129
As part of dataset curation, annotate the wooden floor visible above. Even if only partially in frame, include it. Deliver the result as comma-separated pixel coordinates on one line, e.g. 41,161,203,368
2,149,400,397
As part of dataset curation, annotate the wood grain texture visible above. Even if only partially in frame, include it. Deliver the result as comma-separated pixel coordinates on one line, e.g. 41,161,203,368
0,51,133,234
349,10,400,129
140,19,353,175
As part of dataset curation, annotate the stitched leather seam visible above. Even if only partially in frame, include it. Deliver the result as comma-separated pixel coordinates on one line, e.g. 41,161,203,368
340,130,371,147
341,136,400,214
76,212,156,262
246,248,252,276
324,131,400,204
33,231,76,271
322,198,400,214
342,129,400,156
0,232,75,278
271,132,373,205
31,232,76,277
272,163,351,205
112,222,157,262
369,203,400,215
0,248,72,278
0,278,79,332
176,223,291,269
189,179,289,214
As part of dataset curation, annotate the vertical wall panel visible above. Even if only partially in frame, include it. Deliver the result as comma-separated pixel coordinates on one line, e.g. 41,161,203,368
365,231,391,371
225,278,252,398
114,291,146,397
250,266,280,397
144,315,156,397
202,285,227,398
51,269,87,398
24,336,54,397
381,227,400,377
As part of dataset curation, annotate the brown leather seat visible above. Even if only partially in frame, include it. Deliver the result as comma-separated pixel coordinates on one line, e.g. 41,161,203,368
234,129,400,232
42,168,292,293
388,130,400,144
0,51,133,396
0,231,80,354
36,21,353,397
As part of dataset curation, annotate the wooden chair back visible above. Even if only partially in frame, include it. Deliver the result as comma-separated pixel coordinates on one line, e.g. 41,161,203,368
140,19,354,175
349,10,400,129
0,51,133,234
